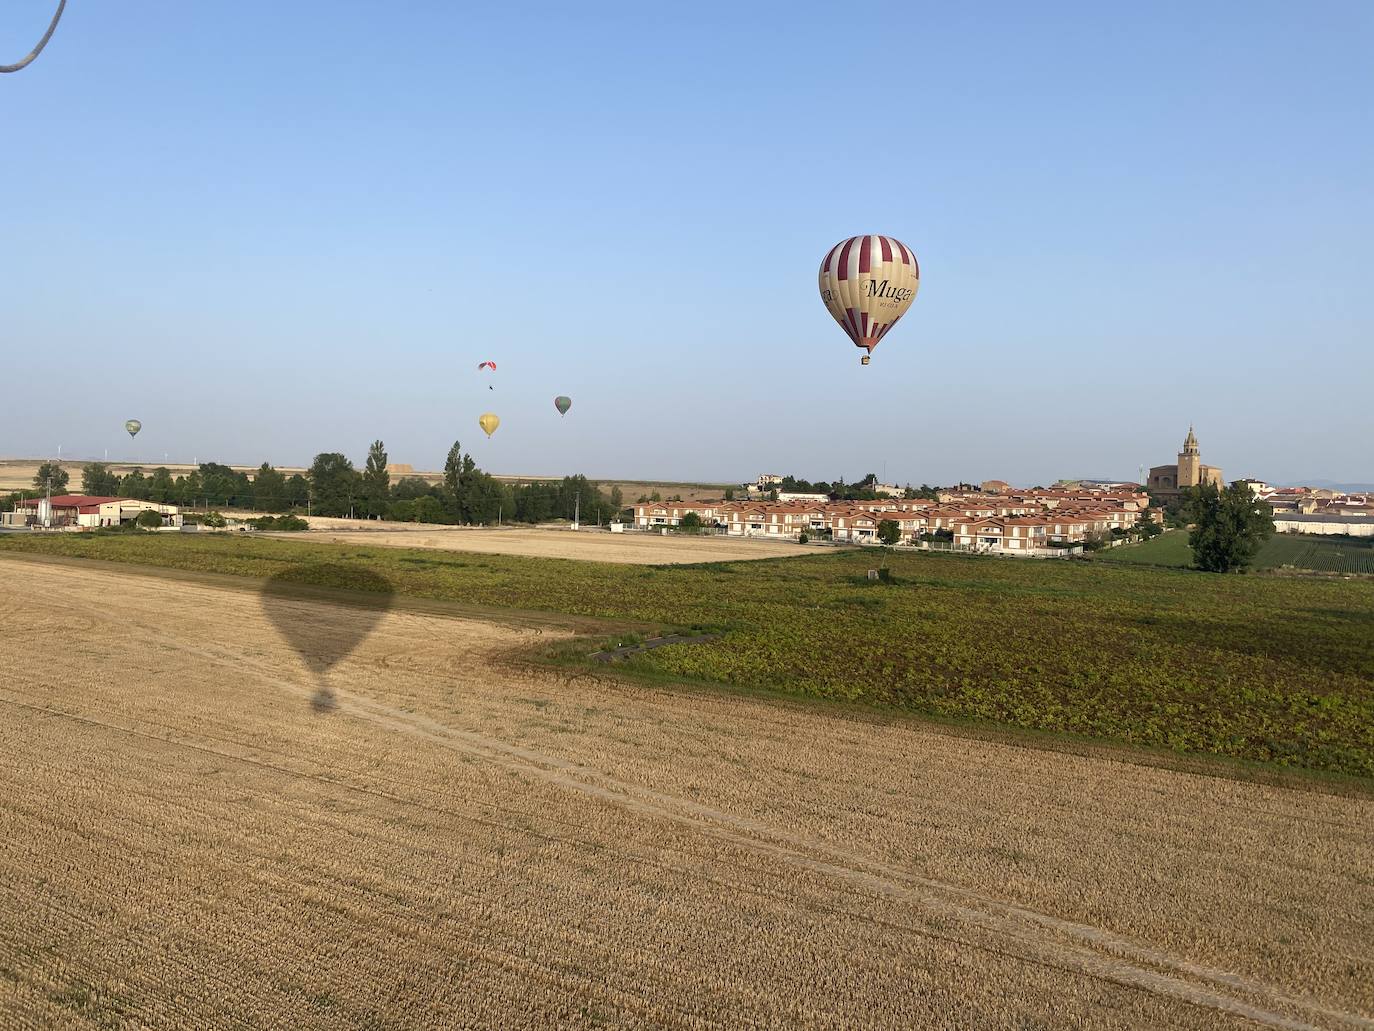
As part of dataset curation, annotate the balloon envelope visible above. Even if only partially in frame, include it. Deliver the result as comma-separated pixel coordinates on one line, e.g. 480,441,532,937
818,235,919,364
124,419,142,438
554,396,572,416
479,412,500,437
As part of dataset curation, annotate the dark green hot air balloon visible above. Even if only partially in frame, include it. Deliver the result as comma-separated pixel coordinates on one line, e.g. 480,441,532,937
554,396,572,417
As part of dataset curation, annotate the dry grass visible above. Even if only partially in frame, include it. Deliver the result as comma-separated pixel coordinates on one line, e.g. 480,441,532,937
1,557,1371,1029
277,526,816,565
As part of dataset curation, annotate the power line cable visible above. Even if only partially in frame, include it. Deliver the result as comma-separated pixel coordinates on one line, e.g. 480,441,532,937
1,0,66,74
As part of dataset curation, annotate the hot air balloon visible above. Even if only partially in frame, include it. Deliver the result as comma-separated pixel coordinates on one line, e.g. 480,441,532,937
124,419,142,439
554,396,572,416
479,412,500,438
818,235,919,365
478,360,496,389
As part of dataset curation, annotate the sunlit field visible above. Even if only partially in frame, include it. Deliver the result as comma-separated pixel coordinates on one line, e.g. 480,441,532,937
1102,529,1374,574
4,532,1371,778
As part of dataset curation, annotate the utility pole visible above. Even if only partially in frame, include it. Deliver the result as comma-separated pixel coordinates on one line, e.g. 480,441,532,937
573,491,580,530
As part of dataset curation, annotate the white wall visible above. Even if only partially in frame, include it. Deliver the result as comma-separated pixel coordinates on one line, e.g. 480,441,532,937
1274,519,1374,538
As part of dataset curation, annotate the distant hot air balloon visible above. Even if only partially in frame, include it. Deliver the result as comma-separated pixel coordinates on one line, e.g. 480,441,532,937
479,412,500,438
554,396,572,416
818,235,919,365
478,360,497,389
125,419,142,439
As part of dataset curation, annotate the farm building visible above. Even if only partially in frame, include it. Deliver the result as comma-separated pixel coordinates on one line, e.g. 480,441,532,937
1272,514,1374,538
4,495,182,529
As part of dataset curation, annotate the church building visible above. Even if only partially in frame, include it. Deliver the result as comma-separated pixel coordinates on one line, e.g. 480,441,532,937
1147,427,1223,501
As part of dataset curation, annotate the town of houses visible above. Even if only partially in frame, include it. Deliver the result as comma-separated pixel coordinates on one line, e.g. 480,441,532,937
633,480,1155,554
1237,482,1374,537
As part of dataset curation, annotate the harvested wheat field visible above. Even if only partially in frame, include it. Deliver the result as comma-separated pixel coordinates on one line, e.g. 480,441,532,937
1,557,1371,1030
279,525,815,564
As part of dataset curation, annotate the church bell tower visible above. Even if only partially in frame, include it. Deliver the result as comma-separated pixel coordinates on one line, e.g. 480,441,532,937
1177,426,1201,488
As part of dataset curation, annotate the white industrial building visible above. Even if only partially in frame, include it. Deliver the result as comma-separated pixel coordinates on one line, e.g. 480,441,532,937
1272,514,1374,538
4,494,182,529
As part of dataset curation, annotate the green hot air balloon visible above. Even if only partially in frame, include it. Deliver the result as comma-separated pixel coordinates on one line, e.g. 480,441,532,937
554,396,572,417
125,419,142,439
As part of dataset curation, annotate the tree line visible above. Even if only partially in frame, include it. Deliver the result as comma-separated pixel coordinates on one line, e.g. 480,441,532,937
730,473,940,503
3,444,625,526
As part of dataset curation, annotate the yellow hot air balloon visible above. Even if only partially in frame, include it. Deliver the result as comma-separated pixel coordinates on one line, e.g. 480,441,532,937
818,235,919,365
479,412,500,438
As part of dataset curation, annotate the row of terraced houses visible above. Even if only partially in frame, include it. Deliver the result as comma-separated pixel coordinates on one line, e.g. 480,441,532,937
632,488,1152,552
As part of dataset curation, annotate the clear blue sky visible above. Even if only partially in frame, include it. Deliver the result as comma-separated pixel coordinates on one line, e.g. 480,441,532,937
4,1,1371,486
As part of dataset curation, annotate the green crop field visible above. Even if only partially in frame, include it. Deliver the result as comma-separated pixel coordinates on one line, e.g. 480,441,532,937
1103,529,1374,574
3,532,1373,777
1097,531,1194,567
1253,534,1374,574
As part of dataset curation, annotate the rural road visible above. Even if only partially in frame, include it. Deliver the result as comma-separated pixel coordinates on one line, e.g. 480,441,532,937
1,557,1371,1029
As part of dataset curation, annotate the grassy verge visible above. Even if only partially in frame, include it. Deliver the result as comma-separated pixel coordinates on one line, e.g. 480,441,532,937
1096,531,1193,566
3,531,1372,778
1100,529,1374,574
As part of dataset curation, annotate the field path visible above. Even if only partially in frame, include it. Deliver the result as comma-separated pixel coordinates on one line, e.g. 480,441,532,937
2,557,1371,1029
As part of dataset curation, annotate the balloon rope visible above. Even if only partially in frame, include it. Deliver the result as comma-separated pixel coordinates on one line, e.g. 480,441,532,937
1,0,67,73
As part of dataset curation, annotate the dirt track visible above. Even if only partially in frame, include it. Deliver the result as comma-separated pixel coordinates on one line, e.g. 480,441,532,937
278,525,815,564
1,557,1371,1030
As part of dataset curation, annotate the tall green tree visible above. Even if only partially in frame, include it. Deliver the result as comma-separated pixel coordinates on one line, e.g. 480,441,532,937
443,440,465,519
253,463,288,512
81,462,119,496
118,469,149,499
173,470,203,508
362,440,391,518
196,462,252,508
147,467,175,503
308,452,359,517
33,462,68,494
283,473,310,510
1185,481,1275,573
413,495,444,524
877,519,902,546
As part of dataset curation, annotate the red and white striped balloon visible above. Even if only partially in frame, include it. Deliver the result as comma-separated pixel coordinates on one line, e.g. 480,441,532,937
818,235,919,365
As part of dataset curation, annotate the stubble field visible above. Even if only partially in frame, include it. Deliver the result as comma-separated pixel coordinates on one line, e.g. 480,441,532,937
277,526,815,564
1,556,1372,1029
3,532,1371,777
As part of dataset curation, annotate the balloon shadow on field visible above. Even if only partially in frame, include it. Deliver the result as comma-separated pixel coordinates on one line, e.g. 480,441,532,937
259,563,395,712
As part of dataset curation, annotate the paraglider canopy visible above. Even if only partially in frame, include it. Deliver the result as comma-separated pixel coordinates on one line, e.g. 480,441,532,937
554,396,572,416
477,361,496,371
818,235,920,365
124,419,142,439
479,412,500,438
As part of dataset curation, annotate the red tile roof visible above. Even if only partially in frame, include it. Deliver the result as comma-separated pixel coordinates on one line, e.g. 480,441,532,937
16,494,122,508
